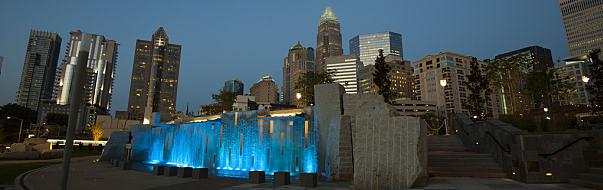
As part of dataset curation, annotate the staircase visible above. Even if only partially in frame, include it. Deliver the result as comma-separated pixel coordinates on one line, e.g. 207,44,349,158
428,135,506,178
569,149,603,189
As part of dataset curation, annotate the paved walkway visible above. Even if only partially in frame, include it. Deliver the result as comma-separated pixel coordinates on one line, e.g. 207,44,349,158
22,157,591,190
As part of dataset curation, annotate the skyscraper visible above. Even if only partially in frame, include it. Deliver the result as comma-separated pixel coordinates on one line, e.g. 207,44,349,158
414,52,499,117
325,55,359,94
559,0,603,57
0,56,3,76
127,27,181,123
358,54,414,99
350,32,403,66
316,7,343,73
54,31,118,127
282,42,315,105
223,79,244,95
16,30,61,112
494,46,553,115
250,76,279,104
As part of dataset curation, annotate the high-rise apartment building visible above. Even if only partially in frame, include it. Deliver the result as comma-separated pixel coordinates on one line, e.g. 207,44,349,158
54,31,117,128
559,0,603,57
316,7,343,72
325,55,360,94
127,27,181,123
250,76,279,104
494,46,553,115
282,42,315,105
414,52,499,117
556,54,592,106
223,79,244,95
16,30,61,112
350,32,403,66
55,31,117,114
358,54,414,99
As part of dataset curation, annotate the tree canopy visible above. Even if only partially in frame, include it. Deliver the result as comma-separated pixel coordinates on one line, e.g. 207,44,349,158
295,71,334,106
373,49,393,103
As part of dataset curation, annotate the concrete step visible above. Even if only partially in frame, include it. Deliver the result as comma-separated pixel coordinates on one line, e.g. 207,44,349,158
428,147,468,152
428,170,507,178
576,173,603,183
590,160,603,167
428,151,492,157
589,167,603,175
569,178,603,190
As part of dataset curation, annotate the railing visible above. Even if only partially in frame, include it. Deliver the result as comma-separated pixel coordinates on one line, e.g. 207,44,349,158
538,136,594,158
485,131,511,153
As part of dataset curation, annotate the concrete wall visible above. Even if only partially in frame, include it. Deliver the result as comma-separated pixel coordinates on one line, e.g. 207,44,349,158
96,115,140,139
351,96,427,189
325,115,354,180
314,84,346,174
451,113,603,183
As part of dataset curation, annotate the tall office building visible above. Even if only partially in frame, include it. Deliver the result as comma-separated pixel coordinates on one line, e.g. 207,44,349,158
250,76,279,104
350,32,403,66
316,7,343,72
325,55,359,94
359,54,414,99
282,42,315,105
559,0,603,57
556,55,592,106
494,46,553,115
223,79,244,95
414,52,499,117
54,31,118,127
127,27,181,123
15,30,61,112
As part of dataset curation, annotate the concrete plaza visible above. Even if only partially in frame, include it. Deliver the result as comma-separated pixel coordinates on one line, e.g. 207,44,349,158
17,156,591,190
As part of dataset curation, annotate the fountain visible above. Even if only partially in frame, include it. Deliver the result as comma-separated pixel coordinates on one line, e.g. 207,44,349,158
131,110,318,178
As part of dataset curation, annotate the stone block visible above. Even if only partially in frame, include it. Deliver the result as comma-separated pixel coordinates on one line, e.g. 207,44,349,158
177,167,193,178
32,143,51,152
0,151,39,159
314,83,346,173
274,172,290,186
192,168,209,179
111,159,120,167
248,171,265,184
300,173,318,187
9,143,32,152
23,138,47,145
164,166,178,176
40,149,63,159
100,131,130,161
153,165,165,176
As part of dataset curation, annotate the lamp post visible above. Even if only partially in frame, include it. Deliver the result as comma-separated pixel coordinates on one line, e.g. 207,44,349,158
7,117,24,143
439,79,449,135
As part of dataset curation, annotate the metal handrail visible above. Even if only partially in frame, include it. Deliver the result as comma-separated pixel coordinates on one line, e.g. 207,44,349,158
538,136,594,158
485,131,511,153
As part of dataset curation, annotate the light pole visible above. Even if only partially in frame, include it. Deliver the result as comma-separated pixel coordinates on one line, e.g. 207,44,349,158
439,79,449,135
7,117,24,143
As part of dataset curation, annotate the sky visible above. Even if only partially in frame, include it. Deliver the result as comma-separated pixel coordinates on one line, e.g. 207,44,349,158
0,0,569,115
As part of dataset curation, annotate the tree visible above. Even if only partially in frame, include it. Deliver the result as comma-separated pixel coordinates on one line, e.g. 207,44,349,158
464,57,488,119
200,90,237,115
91,123,104,142
295,71,334,105
373,49,393,103
0,103,37,123
586,49,603,111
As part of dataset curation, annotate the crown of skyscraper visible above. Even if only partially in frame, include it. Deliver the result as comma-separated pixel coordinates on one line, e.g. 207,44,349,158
320,7,338,22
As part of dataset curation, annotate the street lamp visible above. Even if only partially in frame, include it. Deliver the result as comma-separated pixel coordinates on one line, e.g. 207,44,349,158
543,107,549,112
6,117,24,143
296,92,302,100
439,79,449,135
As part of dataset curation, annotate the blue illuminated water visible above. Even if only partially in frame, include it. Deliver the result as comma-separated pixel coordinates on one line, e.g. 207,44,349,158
133,111,317,178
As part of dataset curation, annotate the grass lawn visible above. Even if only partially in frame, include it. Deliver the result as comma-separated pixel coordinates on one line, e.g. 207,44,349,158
0,161,59,185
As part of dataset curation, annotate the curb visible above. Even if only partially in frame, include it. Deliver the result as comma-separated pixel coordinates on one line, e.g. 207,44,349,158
14,164,59,190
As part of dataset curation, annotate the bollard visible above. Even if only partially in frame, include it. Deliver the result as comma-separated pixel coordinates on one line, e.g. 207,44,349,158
274,171,290,186
164,166,178,176
249,171,265,184
118,160,129,170
153,165,165,176
177,167,193,178
300,173,318,187
192,168,209,179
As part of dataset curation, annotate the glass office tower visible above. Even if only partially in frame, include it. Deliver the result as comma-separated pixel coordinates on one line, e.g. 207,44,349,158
349,32,403,66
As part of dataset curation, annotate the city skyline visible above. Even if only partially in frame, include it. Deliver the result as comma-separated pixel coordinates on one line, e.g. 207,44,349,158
0,1,569,114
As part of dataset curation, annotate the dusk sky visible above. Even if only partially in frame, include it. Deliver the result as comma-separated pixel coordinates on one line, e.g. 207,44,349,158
0,0,568,114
